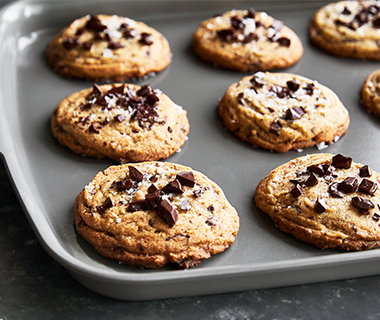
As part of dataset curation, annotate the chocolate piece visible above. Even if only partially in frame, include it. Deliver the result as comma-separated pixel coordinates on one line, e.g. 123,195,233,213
314,198,327,213
149,174,158,182
108,41,124,50
246,7,256,19
176,172,195,187
128,199,151,212
193,189,204,198
277,37,291,47
97,197,113,215
307,164,325,176
86,15,107,32
63,37,80,50
148,184,158,194
359,179,378,196
180,199,191,211
137,84,151,97
291,184,303,198
243,33,259,43
342,7,351,15
124,28,137,39
373,213,380,221
352,196,374,210
207,205,215,212
206,217,219,227
338,177,359,193
332,154,352,169
217,28,236,41
303,83,315,96
269,120,282,135
285,106,305,120
359,165,372,177
139,32,153,45
129,166,144,182
162,179,183,194
88,124,100,134
250,75,264,88
328,183,345,198
146,192,160,209
286,80,300,92
231,16,244,30
237,92,245,105
82,41,93,51
114,114,126,122
116,179,134,191
305,173,318,187
157,199,178,227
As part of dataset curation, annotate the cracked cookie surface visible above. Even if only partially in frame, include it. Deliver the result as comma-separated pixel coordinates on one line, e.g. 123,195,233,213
46,14,171,81
74,162,239,268
193,8,303,72
255,153,380,250
218,72,349,153
51,83,189,163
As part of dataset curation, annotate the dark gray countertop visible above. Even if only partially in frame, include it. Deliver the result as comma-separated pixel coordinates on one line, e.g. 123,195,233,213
1,0,380,318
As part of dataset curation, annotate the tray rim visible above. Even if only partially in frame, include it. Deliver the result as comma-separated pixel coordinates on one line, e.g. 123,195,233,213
1,0,380,300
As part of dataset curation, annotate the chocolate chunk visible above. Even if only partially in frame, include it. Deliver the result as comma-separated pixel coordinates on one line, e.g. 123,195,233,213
246,7,256,19
373,17,380,28
114,114,126,122
139,32,153,45
272,85,288,98
250,75,264,88
180,199,191,211
86,15,107,32
89,83,103,99
206,217,219,227
237,92,245,105
305,173,318,187
149,174,158,182
270,120,282,135
286,80,300,92
342,7,351,15
277,37,291,47
128,199,151,212
123,28,137,39
116,179,134,191
314,198,327,213
148,184,158,194
328,183,345,198
193,189,204,198
338,177,359,193
82,41,93,51
285,106,306,120
359,179,378,196
88,124,100,134
307,164,325,176
176,172,195,187
243,32,259,43
291,184,303,198
217,28,236,41
108,84,125,96
146,192,160,209
63,37,80,50
145,94,159,106
207,205,215,212
359,165,372,177
157,199,178,227
108,41,124,49
97,197,113,215
129,166,144,182
352,196,374,210
230,16,244,30
162,179,183,194
303,83,315,96
332,154,352,169
373,213,380,221
137,84,151,97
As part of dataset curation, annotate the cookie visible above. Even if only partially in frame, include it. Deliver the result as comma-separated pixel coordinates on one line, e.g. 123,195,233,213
309,1,380,60
193,8,303,72
46,14,171,81
218,72,349,153
74,162,240,269
51,83,189,162
361,69,380,116
255,153,380,251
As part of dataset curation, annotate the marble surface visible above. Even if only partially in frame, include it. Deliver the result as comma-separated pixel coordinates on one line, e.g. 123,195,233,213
1,162,380,319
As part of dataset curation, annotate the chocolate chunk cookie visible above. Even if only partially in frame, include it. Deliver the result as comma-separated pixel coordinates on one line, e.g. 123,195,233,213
361,68,380,116
74,162,239,268
46,14,171,81
193,8,303,72
218,72,349,153
255,153,380,251
51,83,189,162
309,1,380,60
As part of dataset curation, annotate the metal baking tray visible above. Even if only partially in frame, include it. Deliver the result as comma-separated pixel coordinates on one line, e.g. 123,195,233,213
1,0,380,301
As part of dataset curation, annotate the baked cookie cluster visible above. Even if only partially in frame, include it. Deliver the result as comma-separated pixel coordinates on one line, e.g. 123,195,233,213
74,162,239,269
46,14,171,81
193,8,303,72
52,83,189,163
218,72,349,153
255,154,380,251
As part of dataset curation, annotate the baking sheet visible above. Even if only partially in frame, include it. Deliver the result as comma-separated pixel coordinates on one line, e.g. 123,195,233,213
1,0,380,301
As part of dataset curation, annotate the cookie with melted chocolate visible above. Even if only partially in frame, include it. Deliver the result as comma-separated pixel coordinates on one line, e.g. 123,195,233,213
255,153,380,251
218,72,349,153
46,14,171,81
193,8,303,72
74,162,239,269
361,68,380,117
51,83,189,162
309,1,380,60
